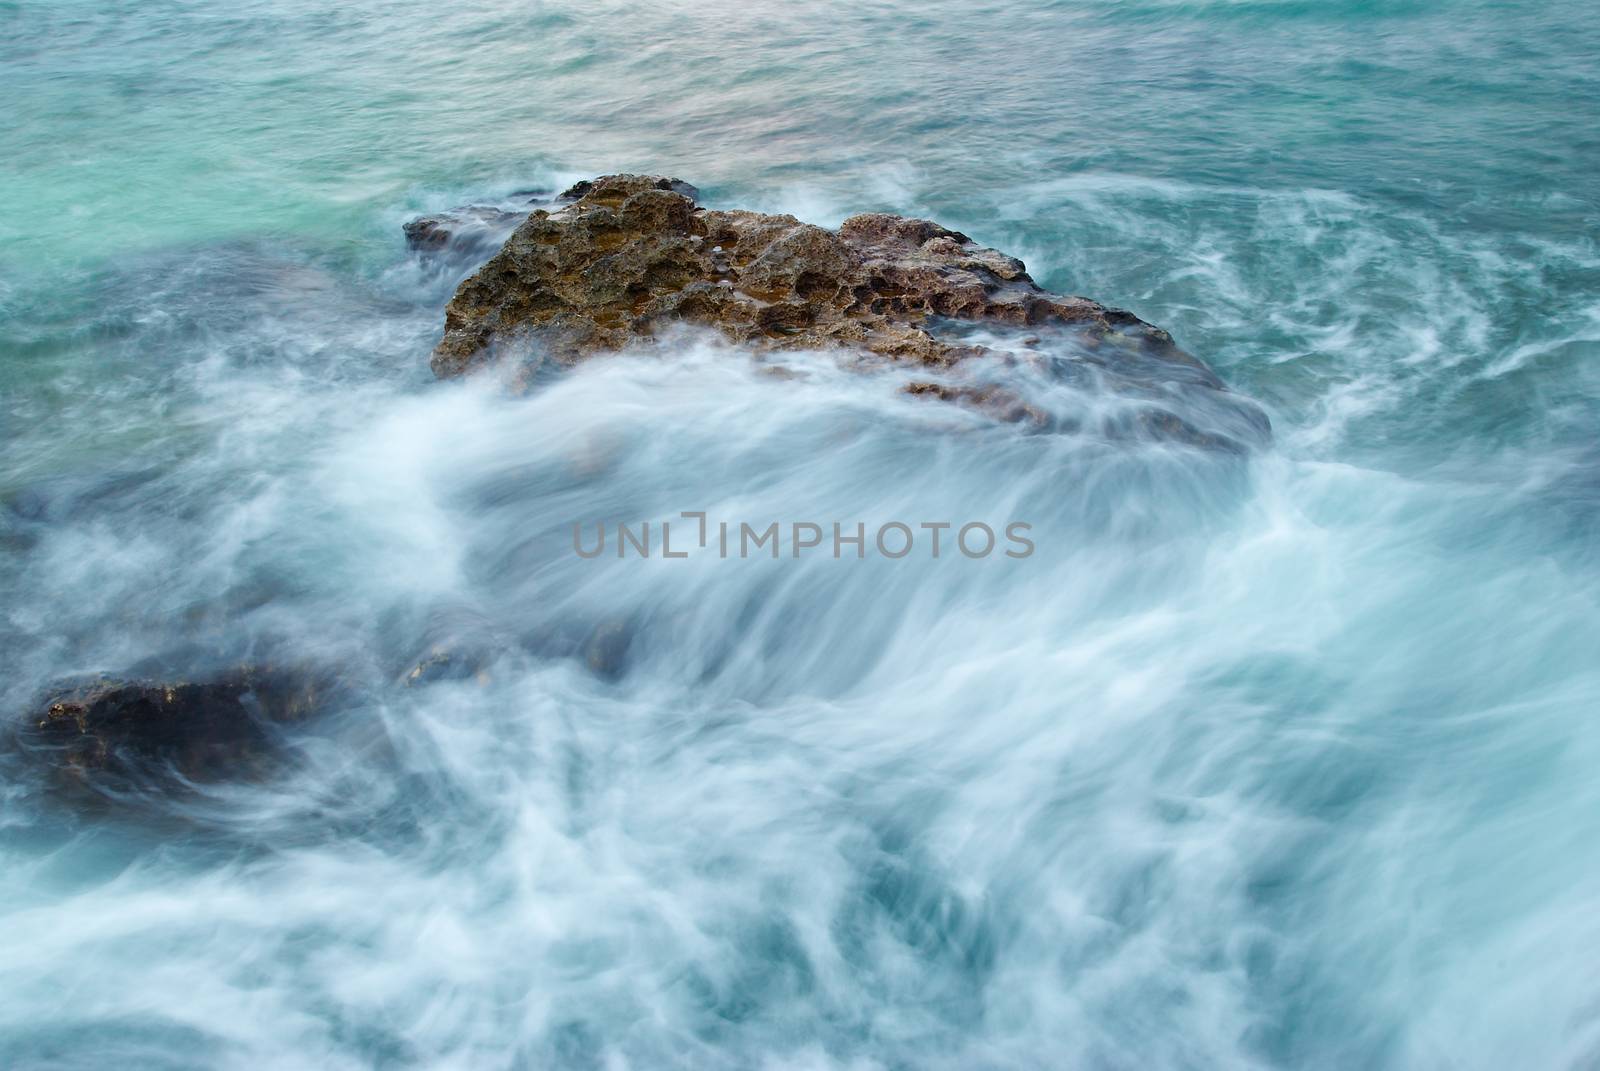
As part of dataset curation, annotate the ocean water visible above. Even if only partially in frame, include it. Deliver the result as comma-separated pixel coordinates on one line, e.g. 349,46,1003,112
3,1,1599,1067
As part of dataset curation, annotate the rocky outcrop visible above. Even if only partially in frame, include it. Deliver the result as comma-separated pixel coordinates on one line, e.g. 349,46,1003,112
431,175,1192,373
419,174,1268,449
20,666,334,787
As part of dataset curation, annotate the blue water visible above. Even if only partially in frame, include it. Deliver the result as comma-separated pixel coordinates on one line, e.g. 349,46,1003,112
3,1,1599,1067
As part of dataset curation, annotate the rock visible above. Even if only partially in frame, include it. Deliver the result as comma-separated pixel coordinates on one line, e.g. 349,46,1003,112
582,619,634,682
400,644,496,688
403,206,526,253
19,666,334,787
430,174,1163,374
404,203,537,265
419,173,1269,448
903,380,1050,428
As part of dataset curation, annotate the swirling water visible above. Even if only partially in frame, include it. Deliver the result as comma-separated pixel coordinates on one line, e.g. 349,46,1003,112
3,1,1599,1067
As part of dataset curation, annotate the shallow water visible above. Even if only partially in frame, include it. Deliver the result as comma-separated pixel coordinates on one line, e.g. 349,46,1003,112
3,1,1600,1067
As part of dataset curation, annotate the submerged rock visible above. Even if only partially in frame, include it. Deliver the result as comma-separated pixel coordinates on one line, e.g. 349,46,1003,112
20,666,334,787
418,174,1268,449
404,204,532,261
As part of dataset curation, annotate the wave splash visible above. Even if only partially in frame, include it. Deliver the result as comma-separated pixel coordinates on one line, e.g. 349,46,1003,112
1,187,1598,1069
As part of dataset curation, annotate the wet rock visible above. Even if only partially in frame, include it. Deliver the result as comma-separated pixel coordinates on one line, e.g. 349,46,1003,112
428,173,1178,375
400,644,495,688
389,602,519,689
582,619,634,682
557,175,701,202
903,380,1051,428
404,205,532,261
19,666,335,787
418,174,1268,448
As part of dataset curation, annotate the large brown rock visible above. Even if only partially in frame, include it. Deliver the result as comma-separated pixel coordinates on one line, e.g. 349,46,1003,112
422,174,1268,448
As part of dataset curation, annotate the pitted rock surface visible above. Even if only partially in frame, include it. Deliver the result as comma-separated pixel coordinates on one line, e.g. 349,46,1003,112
418,174,1272,449
429,174,1216,383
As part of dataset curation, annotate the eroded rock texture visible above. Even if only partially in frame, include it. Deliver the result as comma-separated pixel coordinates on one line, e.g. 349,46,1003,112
434,176,1186,368
419,174,1269,449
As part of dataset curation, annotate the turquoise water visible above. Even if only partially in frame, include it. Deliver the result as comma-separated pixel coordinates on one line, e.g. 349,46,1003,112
3,1,1599,1067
